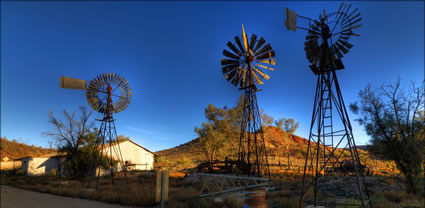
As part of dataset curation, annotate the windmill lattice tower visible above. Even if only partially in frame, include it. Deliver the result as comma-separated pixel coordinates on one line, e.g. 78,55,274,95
60,73,132,188
285,3,371,207
221,25,276,178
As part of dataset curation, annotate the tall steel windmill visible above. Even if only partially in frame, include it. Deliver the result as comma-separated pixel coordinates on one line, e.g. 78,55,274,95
60,73,132,187
285,3,371,207
220,24,276,178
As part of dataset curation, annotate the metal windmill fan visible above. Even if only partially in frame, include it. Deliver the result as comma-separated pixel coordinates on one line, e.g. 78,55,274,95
286,3,361,74
221,24,276,88
59,73,132,188
220,24,274,178
60,73,132,115
86,73,132,115
285,4,370,208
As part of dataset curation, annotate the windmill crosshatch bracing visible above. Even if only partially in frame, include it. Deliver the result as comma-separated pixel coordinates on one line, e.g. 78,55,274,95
285,3,371,208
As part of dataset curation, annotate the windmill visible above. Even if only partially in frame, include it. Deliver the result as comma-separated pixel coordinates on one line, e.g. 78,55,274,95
285,3,371,207
59,73,132,188
220,24,275,178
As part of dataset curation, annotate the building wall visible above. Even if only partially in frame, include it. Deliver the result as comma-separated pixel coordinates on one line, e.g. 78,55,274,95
0,161,21,170
21,157,59,176
103,141,154,171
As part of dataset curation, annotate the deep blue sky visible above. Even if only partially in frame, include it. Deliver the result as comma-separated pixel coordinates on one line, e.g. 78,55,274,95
1,1,423,152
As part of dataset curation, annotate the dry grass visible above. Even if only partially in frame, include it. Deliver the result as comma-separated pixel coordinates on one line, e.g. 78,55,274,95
2,169,423,208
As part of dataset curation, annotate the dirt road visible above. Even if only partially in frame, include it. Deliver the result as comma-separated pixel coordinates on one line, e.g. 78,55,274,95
0,185,141,208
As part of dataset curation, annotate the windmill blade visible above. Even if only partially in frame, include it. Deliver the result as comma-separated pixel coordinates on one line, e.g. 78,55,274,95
222,64,239,74
323,9,328,22
253,37,266,53
253,66,270,80
107,73,111,84
329,47,337,61
258,59,276,65
342,8,358,24
231,68,243,86
338,39,353,49
335,42,349,54
221,58,239,66
342,3,352,18
333,2,344,23
343,17,362,29
256,64,274,71
239,70,246,88
223,49,240,60
343,18,362,30
334,3,348,23
254,43,272,56
342,12,361,26
333,45,344,59
224,68,239,81
285,8,297,31
60,76,87,89
242,24,249,52
227,41,242,56
349,32,360,37
251,68,264,85
310,24,320,33
340,34,351,40
234,36,245,54
249,34,257,50
312,49,322,66
313,19,320,27
336,2,344,17
349,23,362,30
256,50,275,60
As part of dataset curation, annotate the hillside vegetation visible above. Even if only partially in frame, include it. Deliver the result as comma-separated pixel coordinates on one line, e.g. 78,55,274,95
155,126,398,175
0,137,56,160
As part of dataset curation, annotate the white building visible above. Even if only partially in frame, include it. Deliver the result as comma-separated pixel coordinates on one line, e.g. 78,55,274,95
102,139,156,171
20,139,155,176
20,153,66,176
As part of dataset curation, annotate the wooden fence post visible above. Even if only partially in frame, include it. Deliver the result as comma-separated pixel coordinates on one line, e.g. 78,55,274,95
156,170,169,207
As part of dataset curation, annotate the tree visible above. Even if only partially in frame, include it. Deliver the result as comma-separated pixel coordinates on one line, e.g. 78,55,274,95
275,118,299,169
43,106,112,177
195,95,244,161
44,106,94,155
350,79,425,193
261,109,274,128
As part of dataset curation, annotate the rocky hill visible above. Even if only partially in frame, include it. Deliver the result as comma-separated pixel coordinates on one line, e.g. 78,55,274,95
0,137,56,160
155,126,396,175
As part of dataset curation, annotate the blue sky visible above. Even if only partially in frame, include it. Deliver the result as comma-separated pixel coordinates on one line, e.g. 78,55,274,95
1,1,423,152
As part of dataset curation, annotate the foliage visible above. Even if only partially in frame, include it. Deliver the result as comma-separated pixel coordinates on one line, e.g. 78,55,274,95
275,118,299,168
194,95,244,161
350,79,425,193
176,157,195,169
61,141,113,178
44,106,116,177
43,106,94,154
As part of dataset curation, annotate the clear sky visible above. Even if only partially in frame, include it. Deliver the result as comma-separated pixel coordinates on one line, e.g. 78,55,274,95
1,1,424,152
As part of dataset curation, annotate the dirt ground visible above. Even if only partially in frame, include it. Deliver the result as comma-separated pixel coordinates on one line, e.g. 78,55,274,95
0,185,141,208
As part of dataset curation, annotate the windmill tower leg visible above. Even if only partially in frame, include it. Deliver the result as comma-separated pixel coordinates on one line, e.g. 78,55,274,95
237,86,270,178
300,71,371,207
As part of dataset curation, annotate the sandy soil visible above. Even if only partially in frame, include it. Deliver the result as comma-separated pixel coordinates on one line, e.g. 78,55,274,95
0,185,141,208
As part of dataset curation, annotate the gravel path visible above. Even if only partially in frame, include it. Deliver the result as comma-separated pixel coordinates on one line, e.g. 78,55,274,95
0,185,141,208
